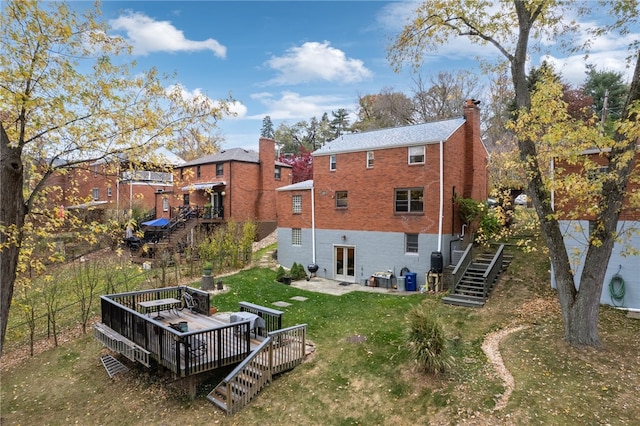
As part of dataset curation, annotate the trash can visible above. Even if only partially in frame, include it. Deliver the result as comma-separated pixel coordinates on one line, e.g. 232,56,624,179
397,276,406,291
405,272,417,291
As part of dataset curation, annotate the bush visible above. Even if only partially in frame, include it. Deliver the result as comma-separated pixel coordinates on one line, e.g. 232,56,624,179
275,266,286,282
291,262,307,280
404,304,453,375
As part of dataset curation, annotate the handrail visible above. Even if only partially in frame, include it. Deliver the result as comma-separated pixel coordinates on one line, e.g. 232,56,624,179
451,243,473,293
482,244,504,299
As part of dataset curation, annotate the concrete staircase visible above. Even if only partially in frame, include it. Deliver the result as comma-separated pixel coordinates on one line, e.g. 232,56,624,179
442,247,512,308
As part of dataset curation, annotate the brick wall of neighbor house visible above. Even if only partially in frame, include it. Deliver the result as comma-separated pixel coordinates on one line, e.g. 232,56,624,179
255,137,282,222
275,189,313,228
555,154,639,221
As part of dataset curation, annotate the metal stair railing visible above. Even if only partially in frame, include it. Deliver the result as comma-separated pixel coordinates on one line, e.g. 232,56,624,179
481,244,505,299
451,243,473,294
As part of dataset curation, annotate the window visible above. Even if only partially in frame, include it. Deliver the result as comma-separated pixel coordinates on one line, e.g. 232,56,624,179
162,198,169,212
93,165,99,177
216,163,224,176
107,187,112,197
406,234,419,253
588,165,609,181
274,166,281,180
408,146,425,164
395,188,424,213
292,195,302,214
92,188,99,200
335,191,348,208
180,168,184,179
366,151,374,168
183,194,190,205
292,228,302,246
197,165,202,178
329,154,337,171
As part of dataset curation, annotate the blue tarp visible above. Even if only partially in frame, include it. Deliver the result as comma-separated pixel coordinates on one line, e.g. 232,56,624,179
141,218,169,227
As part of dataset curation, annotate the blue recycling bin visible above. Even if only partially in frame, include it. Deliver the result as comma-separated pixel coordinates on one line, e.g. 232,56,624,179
405,272,417,291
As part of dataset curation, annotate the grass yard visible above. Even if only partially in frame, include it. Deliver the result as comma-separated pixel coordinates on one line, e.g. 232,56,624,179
1,242,639,425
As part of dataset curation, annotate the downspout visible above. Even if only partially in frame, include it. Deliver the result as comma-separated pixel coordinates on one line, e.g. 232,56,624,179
311,183,316,263
437,139,444,252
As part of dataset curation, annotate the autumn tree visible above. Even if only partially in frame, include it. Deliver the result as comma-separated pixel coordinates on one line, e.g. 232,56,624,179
0,0,230,354
174,128,222,161
352,89,415,131
389,0,639,347
278,147,313,184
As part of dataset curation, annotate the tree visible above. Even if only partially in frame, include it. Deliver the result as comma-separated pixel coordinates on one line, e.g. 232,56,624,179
412,71,479,122
174,128,222,161
583,66,629,132
352,89,415,131
389,0,639,347
261,115,275,139
0,0,230,354
330,108,351,137
278,147,313,184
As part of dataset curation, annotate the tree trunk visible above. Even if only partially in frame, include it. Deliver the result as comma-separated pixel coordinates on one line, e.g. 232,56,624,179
0,124,26,356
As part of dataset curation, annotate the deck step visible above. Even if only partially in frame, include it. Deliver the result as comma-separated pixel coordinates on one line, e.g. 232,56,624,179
442,295,485,308
100,354,129,378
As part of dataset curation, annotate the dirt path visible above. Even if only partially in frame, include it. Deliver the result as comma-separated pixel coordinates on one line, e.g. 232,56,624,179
481,325,529,411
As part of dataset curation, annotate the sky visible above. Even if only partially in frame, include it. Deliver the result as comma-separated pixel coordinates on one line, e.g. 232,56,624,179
82,1,637,152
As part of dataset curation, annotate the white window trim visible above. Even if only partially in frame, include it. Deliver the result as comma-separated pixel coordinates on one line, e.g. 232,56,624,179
366,151,374,168
408,146,425,164
329,155,337,171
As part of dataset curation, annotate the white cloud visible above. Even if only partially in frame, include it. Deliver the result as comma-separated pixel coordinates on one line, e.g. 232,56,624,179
264,41,372,85
249,91,355,121
165,84,246,118
109,12,226,57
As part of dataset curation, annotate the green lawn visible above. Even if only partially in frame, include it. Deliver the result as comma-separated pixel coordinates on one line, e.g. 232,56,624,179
2,247,639,425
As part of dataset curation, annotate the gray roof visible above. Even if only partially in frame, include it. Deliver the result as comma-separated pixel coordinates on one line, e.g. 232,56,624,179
313,118,466,156
276,179,314,192
182,148,258,167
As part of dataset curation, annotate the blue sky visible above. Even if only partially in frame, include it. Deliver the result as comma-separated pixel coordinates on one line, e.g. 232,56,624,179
86,1,636,152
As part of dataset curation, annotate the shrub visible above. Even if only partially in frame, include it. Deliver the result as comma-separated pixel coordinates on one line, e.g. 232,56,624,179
275,266,286,282
291,262,307,280
404,304,453,375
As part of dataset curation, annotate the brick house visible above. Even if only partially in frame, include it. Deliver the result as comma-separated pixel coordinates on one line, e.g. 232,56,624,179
175,137,292,238
276,100,488,288
551,148,639,309
53,147,181,220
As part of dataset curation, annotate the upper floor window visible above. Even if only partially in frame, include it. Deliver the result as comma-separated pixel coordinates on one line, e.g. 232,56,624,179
408,146,425,164
183,193,190,205
292,228,302,246
107,187,112,197
92,188,99,201
162,198,169,212
335,191,348,208
180,168,184,179
292,195,302,214
274,166,282,180
405,233,419,253
197,165,202,178
395,188,424,213
93,165,99,177
329,155,337,171
366,151,374,168
216,163,224,176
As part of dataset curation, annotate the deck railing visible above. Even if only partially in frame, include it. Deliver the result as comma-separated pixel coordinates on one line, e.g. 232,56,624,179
239,301,283,336
482,244,504,299
99,287,251,377
208,323,307,414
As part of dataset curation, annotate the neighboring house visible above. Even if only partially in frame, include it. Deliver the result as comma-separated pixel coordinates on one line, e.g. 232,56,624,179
551,148,640,309
46,147,182,220
175,137,292,238
276,100,488,288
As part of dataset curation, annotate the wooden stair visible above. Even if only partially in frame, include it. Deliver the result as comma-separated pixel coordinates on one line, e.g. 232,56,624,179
100,354,129,378
442,247,512,308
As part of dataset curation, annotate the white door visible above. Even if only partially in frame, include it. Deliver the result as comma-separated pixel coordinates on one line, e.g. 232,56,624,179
334,246,355,282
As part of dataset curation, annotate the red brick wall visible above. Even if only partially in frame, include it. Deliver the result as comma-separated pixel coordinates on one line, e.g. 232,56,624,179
555,153,639,221
276,189,313,227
